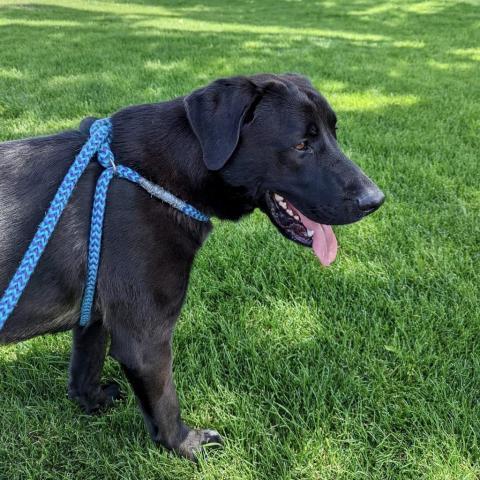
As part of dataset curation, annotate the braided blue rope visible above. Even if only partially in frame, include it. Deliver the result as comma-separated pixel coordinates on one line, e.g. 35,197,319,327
0,118,209,330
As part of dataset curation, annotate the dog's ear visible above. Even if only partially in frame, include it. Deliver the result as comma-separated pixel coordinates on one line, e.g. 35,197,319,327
184,77,260,171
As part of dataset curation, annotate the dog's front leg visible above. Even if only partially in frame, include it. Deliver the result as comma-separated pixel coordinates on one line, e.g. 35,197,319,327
68,314,122,413
109,315,222,461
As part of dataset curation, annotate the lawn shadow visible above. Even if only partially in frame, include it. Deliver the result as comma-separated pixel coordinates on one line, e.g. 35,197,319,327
0,2,478,139
0,0,479,477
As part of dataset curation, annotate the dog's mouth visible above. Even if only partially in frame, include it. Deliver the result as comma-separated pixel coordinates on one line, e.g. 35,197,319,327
264,191,338,266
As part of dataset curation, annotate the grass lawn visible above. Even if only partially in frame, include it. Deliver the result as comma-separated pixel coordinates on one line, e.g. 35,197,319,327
0,0,479,478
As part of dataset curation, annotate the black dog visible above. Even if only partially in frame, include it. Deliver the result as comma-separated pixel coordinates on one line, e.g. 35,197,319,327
0,74,384,459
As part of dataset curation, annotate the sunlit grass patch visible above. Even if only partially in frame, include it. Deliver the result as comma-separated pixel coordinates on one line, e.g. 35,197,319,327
0,0,479,479
331,91,419,111
450,47,480,62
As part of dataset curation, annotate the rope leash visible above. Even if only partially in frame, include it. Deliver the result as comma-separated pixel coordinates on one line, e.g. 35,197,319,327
0,118,209,330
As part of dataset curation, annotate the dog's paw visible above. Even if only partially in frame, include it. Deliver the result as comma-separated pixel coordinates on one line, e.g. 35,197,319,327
69,381,123,414
99,382,123,408
176,428,223,461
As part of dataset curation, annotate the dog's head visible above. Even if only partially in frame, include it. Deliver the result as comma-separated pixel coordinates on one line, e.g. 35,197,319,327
184,74,384,265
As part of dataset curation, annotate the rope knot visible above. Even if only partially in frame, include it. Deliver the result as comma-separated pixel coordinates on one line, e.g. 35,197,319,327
97,144,117,173
89,117,112,139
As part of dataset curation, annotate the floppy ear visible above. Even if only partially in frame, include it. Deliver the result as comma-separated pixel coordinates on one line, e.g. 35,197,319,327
184,77,259,171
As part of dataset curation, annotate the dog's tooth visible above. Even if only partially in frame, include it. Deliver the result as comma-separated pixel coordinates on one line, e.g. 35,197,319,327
287,209,293,216
307,229,314,237
274,193,283,202
280,201,287,209
294,215,300,221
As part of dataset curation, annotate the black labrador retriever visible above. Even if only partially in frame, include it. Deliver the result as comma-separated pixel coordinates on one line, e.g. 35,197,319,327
0,74,384,459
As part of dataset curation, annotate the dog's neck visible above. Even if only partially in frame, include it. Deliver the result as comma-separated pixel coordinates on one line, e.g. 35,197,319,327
111,100,256,222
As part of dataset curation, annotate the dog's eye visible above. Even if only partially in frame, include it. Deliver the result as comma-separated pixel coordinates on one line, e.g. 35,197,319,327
294,141,308,151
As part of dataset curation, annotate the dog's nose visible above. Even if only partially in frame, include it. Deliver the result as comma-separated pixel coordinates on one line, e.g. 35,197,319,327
357,188,385,213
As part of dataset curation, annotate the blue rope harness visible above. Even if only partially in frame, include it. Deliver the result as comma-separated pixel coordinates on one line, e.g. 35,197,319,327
0,118,209,331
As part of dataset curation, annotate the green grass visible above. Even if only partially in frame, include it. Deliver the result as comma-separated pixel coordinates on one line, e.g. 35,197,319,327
0,0,479,478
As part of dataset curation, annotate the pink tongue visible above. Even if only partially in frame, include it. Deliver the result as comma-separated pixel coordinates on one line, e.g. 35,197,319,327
295,209,338,266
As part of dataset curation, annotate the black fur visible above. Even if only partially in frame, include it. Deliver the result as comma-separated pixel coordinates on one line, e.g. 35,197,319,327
0,74,383,460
